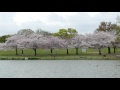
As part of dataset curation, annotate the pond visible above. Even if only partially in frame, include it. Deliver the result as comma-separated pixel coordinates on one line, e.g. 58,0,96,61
0,60,120,78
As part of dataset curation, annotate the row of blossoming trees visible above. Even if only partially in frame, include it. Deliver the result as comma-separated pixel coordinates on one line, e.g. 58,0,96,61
0,28,118,56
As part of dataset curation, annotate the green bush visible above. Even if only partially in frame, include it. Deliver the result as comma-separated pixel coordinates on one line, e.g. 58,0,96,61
0,58,8,60
28,57,40,60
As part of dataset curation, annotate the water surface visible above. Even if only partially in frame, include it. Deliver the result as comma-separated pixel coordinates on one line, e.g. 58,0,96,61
0,60,120,78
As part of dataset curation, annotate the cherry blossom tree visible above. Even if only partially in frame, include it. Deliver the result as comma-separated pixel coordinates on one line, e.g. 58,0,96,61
3,27,116,57
71,34,87,54
5,32,55,56
5,34,26,55
17,29,34,37
45,36,65,54
62,38,73,54
36,29,52,36
95,22,117,54
0,43,6,51
107,31,117,53
17,30,47,55
18,38,29,54
86,32,115,55
15,29,35,54
21,33,46,56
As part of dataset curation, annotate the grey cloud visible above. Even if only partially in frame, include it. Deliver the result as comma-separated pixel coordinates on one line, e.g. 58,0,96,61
0,12,16,22
0,12,19,36
0,12,120,36
19,20,64,33
48,13,66,22
60,12,120,34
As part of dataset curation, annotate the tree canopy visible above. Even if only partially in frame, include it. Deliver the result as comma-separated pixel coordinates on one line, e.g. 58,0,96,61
52,28,78,39
17,29,34,36
0,35,11,43
95,21,117,32
36,29,52,36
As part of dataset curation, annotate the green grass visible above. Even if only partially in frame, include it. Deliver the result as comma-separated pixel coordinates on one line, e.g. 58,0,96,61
0,48,120,60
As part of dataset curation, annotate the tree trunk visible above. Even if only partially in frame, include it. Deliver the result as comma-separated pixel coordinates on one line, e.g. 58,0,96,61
16,47,18,55
67,48,69,54
22,49,24,54
99,49,101,55
108,47,111,54
76,48,78,54
51,48,53,54
34,48,37,56
114,47,116,53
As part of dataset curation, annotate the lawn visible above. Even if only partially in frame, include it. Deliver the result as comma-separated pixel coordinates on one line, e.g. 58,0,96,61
0,48,120,60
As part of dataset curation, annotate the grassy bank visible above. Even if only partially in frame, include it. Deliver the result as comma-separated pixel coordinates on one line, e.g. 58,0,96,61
0,48,120,60
0,55,119,60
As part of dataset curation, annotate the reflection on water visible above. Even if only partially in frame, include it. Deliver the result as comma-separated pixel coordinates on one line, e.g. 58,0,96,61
0,60,120,78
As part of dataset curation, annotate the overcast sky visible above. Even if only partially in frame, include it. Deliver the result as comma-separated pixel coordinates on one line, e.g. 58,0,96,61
0,12,120,36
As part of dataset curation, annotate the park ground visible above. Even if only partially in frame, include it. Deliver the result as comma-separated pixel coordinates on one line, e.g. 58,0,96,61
0,48,120,60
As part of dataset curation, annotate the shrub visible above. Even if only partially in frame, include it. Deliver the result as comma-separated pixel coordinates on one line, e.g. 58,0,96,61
28,57,40,60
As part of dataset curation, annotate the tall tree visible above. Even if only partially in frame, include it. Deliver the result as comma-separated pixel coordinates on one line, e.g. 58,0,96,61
116,16,120,23
36,29,52,37
53,28,78,39
116,16,120,42
71,34,87,54
0,43,6,51
25,33,45,56
17,29,34,54
5,34,25,55
63,38,73,54
86,32,115,55
45,36,65,55
17,29,34,37
95,21,117,54
53,28,78,54
0,35,11,43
